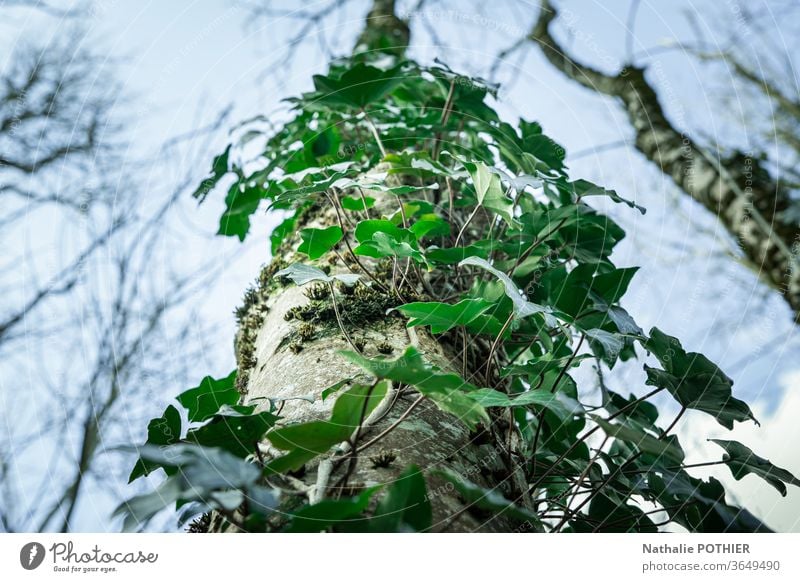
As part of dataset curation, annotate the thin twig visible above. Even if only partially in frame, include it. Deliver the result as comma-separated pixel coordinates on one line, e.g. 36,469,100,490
484,312,515,385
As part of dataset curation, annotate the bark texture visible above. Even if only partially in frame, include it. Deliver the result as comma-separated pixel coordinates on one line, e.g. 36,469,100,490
531,0,800,321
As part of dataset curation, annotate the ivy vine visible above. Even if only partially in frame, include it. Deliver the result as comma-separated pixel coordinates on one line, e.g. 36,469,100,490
119,51,799,533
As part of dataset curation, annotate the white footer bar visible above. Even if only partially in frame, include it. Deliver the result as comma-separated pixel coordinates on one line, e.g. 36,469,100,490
2,533,798,580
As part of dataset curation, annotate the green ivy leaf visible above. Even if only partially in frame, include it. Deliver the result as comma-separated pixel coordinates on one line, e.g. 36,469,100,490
557,206,626,263
311,62,405,108
128,405,182,482
361,181,438,196
459,256,555,324
186,407,279,458
384,150,456,179
274,263,361,287
480,172,516,226
352,219,425,262
540,264,638,320
501,352,592,383
576,492,656,532
710,439,800,496
466,387,583,419
271,163,357,205
115,444,268,532
467,159,492,201
192,144,231,202
297,226,343,260
303,125,340,164
353,218,405,243
519,120,566,172
341,195,375,211
585,328,625,363
270,212,299,254
647,471,771,532
217,181,270,242
409,215,450,239
395,299,494,334
286,486,382,533
320,378,353,401
341,346,490,430
426,241,493,264
371,465,431,532
606,306,643,335
644,328,757,429
265,381,389,474
592,416,685,465
569,178,646,214
433,469,542,527
177,370,238,423
356,231,426,263
445,154,516,226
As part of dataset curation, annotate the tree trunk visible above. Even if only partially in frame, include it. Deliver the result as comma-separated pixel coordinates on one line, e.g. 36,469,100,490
209,0,516,532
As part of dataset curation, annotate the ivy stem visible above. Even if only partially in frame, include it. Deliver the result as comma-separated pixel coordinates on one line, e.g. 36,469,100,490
553,451,643,531
511,213,572,272
334,190,357,229
550,333,584,392
455,204,481,247
440,79,456,125
661,405,687,438
398,258,414,293
356,186,372,220
355,394,425,454
362,110,386,157
431,79,456,161
529,409,545,481
396,195,408,228
555,435,609,531
411,260,434,296
461,325,468,377
327,191,390,293
328,282,360,353
528,386,665,492
338,379,381,491
446,177,455,222
485,311,515,385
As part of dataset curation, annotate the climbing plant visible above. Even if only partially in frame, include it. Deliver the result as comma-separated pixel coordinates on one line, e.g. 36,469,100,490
118,49,799,533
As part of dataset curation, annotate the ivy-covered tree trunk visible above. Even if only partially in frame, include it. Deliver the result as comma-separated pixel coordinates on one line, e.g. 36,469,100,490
120,0,800,534
210,0,515,533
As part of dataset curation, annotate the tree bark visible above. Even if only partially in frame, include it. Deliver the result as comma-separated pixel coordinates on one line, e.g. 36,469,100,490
530,0,800,322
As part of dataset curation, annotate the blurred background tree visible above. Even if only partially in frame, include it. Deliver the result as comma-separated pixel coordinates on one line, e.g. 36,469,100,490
0,2,233,532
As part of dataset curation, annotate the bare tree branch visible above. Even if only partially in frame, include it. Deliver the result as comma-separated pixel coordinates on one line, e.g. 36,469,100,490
528,0,800,321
